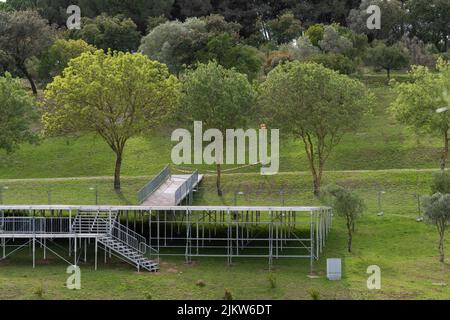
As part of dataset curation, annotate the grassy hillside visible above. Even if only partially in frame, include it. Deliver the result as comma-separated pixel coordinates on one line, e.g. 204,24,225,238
0,72,444,180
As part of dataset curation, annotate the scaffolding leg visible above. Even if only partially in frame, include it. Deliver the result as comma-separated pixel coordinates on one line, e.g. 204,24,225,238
32,237,36,269
95,238,98,271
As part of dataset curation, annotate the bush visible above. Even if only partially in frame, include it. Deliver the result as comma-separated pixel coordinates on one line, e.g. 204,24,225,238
196,280,206,287
267,273,276,289
431,172,450,194
33,285,44,298
307,288,320,300
306,53,357,75
223,288,233,300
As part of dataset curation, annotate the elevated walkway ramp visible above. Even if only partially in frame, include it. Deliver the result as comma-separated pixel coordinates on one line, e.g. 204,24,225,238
138,165,203,206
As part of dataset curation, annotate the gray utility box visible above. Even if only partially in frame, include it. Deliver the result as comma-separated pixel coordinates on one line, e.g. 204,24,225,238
327,258,342,280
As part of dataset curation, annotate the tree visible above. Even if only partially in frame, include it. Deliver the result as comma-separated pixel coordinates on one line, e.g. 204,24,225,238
321,184,365,252
431,171,450,194
318,25,353,55
139,18,208,74
390,59,450,170
408,0,450,52
422,192,450,263
0,72,37,153
68,14,141,52
305,24,324,47
366,42,409,80
203,33,264,81
258,61,371,195
78,0,174,32
266,12,302,45
347,0,406,44
42,50,180,190
38,39,97,82
306,53,357,75
180,61,254,196
0,10,55,94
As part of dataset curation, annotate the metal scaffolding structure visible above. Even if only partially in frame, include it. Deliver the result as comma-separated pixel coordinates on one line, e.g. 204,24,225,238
0,205,332,271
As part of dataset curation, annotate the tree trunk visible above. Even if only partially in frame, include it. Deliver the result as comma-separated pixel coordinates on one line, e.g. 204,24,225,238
216,164,222,196
18,64,37,95
114,151,122,191
347,219,353,253
438,230,445,263
386,68,391,81
440,131,449,171
313,173,321,197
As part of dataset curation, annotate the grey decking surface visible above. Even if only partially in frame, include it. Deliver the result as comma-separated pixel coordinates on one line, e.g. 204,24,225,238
141,174,203,206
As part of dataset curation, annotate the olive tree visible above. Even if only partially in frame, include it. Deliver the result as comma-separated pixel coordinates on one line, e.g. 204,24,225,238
0,10,55,94
422,192,450,263
258,61,371,195
391,59,450,170
42,50,180,190
321,184,365,252
180,61,254,196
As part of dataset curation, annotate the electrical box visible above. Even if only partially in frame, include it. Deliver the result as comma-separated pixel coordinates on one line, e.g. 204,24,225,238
327,258,342,280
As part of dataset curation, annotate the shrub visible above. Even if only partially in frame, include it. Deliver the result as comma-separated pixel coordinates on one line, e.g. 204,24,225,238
307,288,320,300
196,280,206,287
267,273,276,289
223,288,233,300
306,53,357,75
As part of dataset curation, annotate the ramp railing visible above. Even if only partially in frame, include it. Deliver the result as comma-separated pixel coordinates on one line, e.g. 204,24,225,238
138,165,170,204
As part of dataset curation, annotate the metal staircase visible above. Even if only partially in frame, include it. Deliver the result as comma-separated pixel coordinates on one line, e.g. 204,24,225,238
72,210,159,272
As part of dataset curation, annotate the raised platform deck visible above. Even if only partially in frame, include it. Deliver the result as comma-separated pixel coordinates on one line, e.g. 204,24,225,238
141,174,203,206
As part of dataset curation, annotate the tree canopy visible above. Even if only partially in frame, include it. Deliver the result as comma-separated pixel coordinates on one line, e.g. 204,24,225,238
0,10,55,94
42,50,180,190
391,59,450,169
180,61,254,195
258,61,371,195
0,72,37,153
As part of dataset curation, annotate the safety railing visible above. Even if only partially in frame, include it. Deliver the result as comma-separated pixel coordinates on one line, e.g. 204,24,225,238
110,220,148,254
137,165,170,204
0,217,71,234
174,170,199,205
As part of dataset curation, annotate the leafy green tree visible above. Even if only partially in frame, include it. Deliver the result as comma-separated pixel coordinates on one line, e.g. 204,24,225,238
140,15,249,76
0,10,55,94
422,192,450,263
366,42,410,80
408,0,450,52
321,184,365,252
69,14,141,52
306,53,357,75
0,72,37,153
258,61,371,195
38,39,97,82
266,12,302,45
203,33,264,81
305,24,324,47
318,25,353,55
139,18,207,74
42,50,180,190
391,59,450,170
77,0,174,32
180,61,254,195
347,0,406,44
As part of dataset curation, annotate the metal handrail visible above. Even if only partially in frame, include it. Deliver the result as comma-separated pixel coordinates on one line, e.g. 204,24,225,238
175,170,199,205
110,220,147,254
137,165,170,204
0,217,71,234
